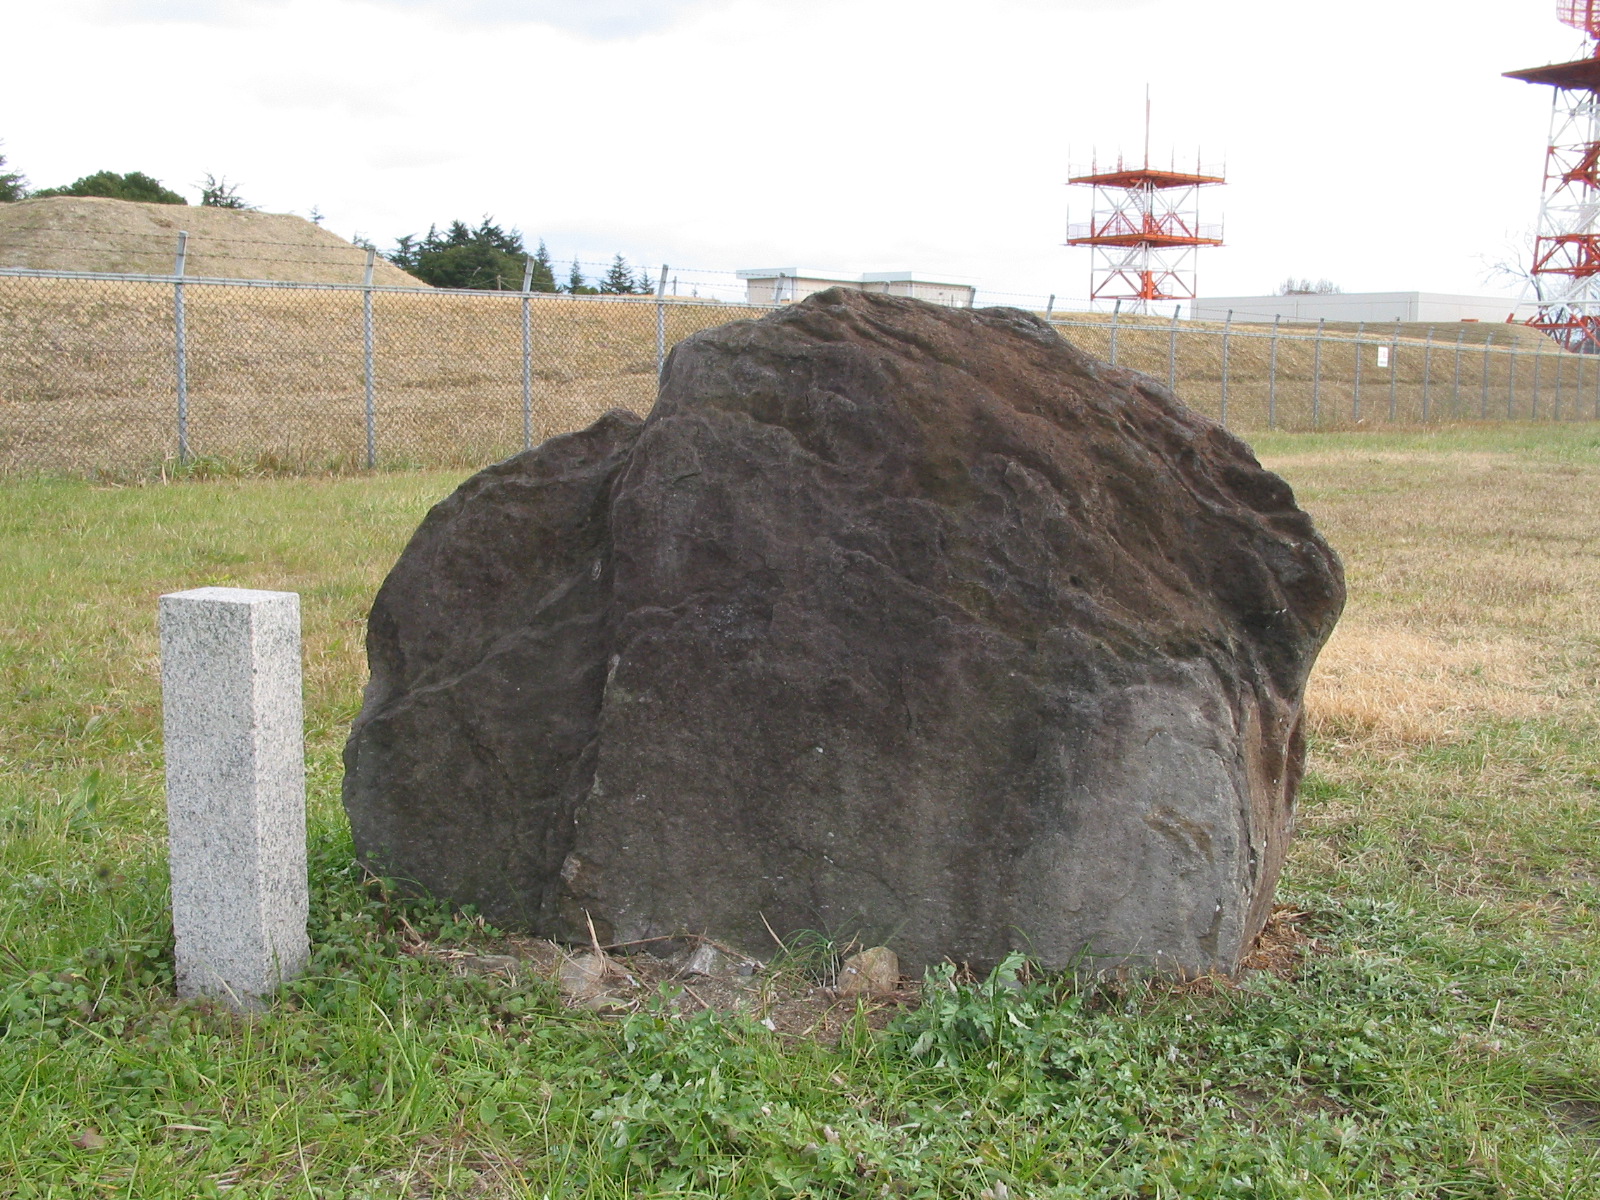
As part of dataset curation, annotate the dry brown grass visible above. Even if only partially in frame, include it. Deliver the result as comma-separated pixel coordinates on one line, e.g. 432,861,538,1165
1060,319,1596,432
1306,627,1557,746
1255,432,1600,753
1042,307,1551,347
5,272,1593,476
0,276,767,474
0,195,420,285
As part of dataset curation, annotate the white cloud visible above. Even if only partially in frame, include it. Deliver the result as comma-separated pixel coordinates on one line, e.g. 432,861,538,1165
5,0,1574,302
380,0,719,36
91,0,723,36
86,0,265,25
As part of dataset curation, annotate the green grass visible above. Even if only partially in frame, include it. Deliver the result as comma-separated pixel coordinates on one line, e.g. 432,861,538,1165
5,426,1600,1197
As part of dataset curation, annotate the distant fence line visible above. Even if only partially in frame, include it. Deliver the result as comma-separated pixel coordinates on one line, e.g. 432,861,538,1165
1,267,1592,477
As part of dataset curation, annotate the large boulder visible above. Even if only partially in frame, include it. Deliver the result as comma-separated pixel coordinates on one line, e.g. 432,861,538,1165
343,289,1343,975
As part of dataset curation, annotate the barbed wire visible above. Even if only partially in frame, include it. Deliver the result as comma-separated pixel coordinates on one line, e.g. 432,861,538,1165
0,229,705,272
0,234,1536,332
0,230,1077,300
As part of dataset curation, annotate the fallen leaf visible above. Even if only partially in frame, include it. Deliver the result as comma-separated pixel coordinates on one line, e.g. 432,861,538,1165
70,1127,106,1151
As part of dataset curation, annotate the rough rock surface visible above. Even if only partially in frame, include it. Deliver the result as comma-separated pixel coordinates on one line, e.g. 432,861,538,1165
343,288,1343,975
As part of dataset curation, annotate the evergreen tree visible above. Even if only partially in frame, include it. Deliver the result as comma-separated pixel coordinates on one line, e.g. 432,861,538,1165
599,253,640,294
528,240,557,292
199,173,254,209
635,265,657,295
33,170,187,204
567,259,596,294
389,233,419,274
0,144,27,202
385,216,531,289
470,217,524,257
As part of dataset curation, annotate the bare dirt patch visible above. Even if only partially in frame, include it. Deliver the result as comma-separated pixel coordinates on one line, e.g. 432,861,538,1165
403,910,1324,1043
416,930,922,1042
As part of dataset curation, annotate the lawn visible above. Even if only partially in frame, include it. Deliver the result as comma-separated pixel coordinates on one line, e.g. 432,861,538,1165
3,424,1600,1197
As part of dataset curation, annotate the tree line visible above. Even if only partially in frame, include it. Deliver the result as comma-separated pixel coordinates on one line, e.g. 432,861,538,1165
385,219,655,293
0,148,252,209
0,146,656,294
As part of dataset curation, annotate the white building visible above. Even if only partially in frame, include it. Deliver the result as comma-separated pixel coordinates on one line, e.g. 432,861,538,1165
1190,291,1539,325
737,268,976,308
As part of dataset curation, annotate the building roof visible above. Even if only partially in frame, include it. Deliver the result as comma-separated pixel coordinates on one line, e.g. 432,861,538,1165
1198,291,1517,304
736,267,974,289
735,267,841,280
859,271,972,286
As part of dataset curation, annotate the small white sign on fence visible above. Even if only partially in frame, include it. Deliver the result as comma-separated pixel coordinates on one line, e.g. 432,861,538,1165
1377,346,1391,368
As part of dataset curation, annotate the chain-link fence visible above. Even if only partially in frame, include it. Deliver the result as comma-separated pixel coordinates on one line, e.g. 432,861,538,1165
2,267,1590,477
1052,309,1598,433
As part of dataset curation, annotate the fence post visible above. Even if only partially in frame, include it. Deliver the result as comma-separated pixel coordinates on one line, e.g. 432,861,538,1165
1481,333,1493,418
361,249,377,469
521,256,535,452
1452,329,1465,419
1045,294,1055,322
1167,305,1179,390
1504,342,1516,422
1555,343,1565,420
1422,329,1434,421
1312,317,1325,427
1268,314,1281,429
1219,309,1233,428
1388,318,1400,421
1532,342,1542,419
173,232,190,465
655,265,669,379
1109,299,1122,365
1352,320,1365,422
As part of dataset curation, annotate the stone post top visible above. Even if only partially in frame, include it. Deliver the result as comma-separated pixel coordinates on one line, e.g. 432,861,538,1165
161,586,299,606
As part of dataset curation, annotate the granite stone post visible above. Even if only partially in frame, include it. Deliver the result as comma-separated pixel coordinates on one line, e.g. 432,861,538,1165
160,587,309,1008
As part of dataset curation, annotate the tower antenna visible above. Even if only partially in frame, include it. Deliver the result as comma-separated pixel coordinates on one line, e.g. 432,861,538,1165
1065,95,1224,316
1144,83,1151,168
1505,2,1600,348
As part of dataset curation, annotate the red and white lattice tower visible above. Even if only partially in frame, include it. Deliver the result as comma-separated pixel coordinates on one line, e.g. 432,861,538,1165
1065,103,1224,314
1506,1,1600,348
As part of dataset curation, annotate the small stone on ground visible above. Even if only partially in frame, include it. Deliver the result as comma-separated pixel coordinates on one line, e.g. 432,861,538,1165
837,947,899,997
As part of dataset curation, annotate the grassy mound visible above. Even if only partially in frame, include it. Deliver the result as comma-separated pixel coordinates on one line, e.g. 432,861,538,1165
0,196,421,286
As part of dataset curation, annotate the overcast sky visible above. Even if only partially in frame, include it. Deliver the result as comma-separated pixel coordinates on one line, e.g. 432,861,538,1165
1,0,1579,305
